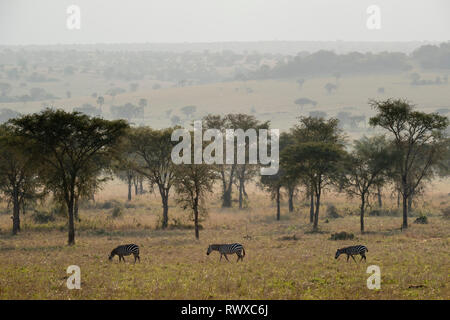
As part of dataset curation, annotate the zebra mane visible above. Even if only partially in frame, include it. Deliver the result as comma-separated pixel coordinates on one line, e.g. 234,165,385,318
209,244,222,250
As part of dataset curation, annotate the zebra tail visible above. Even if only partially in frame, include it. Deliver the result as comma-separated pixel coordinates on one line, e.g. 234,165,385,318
242,247,246,256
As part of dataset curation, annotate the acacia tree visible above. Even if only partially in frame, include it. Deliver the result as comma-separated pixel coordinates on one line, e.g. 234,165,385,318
129,127,177,229
284,117,346,231
259,169,284,221
112,133,140,201
10,108,128,245
203,113,270,208
174,153,218,239
0,125,41,234
342,135,394,233
228,114,270,209
259,132,295,220
202,114,234,207
369,99,449,228
287,116,346,224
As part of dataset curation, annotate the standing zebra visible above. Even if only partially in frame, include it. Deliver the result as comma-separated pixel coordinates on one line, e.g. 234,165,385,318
335,245,368,263
109,244,140,263
207,243,246,262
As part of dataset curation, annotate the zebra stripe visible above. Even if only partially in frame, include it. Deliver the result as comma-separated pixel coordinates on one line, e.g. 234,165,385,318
207,243,246,262
109,244,140,263
335,245,368,263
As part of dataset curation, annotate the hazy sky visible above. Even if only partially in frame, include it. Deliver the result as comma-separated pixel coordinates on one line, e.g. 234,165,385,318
0,0,449,45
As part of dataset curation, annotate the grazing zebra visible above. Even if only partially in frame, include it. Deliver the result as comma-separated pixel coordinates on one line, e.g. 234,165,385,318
207,243,246,262
109,244,140,263
335,245,368,263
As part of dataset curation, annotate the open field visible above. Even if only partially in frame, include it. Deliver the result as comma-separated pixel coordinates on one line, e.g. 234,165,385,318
0,179,449,300
3,71,449,132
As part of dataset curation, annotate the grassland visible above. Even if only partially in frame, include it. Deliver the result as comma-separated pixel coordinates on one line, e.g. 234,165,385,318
0,179,448,300
4,71,449,132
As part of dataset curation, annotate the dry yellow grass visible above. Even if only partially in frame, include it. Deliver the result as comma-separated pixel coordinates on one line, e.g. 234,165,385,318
0,179,449,300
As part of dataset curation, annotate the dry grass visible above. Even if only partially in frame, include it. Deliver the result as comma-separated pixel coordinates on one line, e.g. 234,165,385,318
0,179,449,300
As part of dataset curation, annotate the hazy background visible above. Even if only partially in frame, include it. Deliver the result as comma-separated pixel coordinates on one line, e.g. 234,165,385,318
1,0,449,45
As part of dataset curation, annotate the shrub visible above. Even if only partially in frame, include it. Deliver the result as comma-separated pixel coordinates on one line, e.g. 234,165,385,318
414,215,428,224
32,210,55,224
98,200,121,210
111,205,124,218
326,204,340,219
329,231,354,240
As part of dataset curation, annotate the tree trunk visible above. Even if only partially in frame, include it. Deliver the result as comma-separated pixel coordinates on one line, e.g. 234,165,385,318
67,196,75,245
134,179,138,196
360,194,365,234
397,190,400,208
288,186,294,213
222,187,232,208
162,194,169,229
313,192,320,231
402,194,408,229
12,189,20,235
238,178,244,209
194,198,199,240
377,186,382,207
276,186,281,221
139,178,144,194
309,192,314,223
127,176,132,201
402,175,408,229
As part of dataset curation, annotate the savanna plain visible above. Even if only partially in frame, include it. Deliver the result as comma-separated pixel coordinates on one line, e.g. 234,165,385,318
0,180,448,300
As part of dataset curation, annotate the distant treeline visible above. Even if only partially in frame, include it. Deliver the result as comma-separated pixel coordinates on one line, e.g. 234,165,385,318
245,42,450,80
0,42,448,87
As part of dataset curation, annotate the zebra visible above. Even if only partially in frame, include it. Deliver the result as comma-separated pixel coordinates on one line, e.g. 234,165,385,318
109,244,140,263
206,243,246,262
335,245,368,263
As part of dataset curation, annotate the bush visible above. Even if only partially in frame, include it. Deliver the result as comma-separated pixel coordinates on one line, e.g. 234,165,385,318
111,205,124,218
329,231,354,240
32,210,55,224
414,215,428,224
326,204,340,219
98,200,121,210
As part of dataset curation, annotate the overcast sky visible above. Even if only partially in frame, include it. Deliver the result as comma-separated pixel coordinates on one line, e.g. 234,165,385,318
0,0,449,45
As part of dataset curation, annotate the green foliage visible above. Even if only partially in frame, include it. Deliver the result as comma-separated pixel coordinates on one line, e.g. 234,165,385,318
326,204,340,219
9,108,129,244
31,210,55,224
414,215,428,224
111,205,124,219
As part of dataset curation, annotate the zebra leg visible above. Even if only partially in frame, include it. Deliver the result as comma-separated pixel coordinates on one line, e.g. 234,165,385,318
224,254,230,262
220,254,223,261
351,255,357,263
361,254,366,262
346,255,350,262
